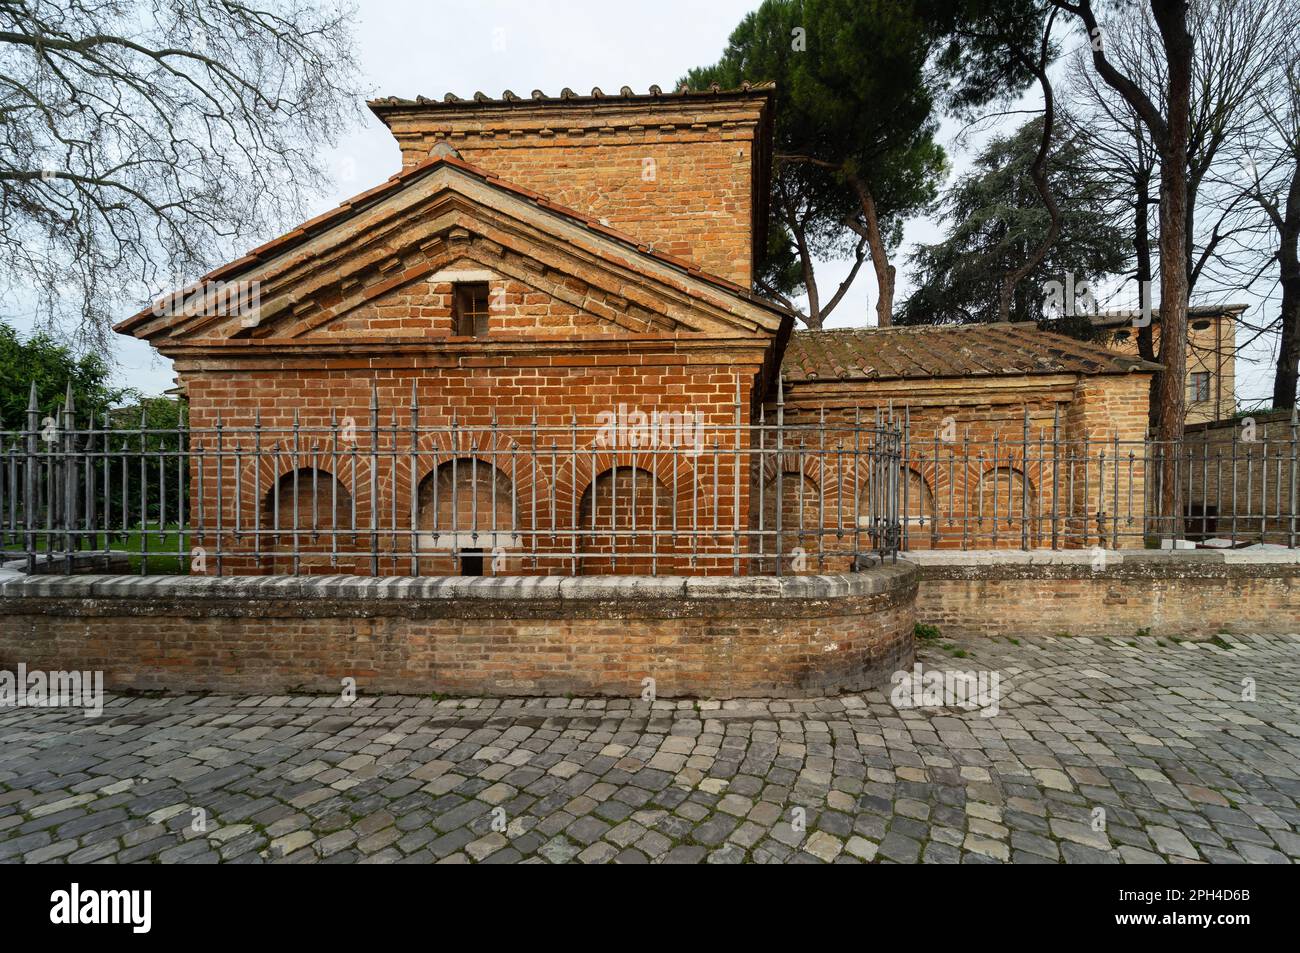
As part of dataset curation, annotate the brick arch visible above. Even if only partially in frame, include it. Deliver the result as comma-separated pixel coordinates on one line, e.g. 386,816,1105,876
971,454,1044,497
974,462,1042,546
908,446,1046,508
898,465,936,515
557,444,702,530
387,428,551,531
261,467,354,526
900,454,957,504
576,464,678,574
233,438,375,529
756,448,828,491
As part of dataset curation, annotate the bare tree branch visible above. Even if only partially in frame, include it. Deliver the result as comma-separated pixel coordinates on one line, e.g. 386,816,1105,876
0,0,365,350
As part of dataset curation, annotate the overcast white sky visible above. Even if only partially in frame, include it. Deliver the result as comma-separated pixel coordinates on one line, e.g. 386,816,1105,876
21,0,1277,405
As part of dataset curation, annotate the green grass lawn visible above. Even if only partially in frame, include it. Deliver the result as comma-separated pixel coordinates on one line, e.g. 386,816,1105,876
5,524,189,574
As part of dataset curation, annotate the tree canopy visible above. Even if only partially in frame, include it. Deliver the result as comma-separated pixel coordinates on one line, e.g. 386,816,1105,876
0,320,127,426
684,0,1049,327
901,117,1128,332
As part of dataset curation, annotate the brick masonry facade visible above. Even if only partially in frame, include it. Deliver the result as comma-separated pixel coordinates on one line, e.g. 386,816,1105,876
776,370,1154,552
370,88,772,286
1180,409,1297,544
115,89,1161,577
1097,305,1242,424
118,155,789,577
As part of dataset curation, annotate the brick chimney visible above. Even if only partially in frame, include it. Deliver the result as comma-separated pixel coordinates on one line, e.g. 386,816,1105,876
368,84,774,287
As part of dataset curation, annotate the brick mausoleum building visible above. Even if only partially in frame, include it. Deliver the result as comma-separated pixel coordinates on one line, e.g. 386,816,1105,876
116,84,1159,574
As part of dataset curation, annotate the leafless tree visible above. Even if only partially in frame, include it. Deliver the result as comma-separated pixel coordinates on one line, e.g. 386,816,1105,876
1063,0,1291,418
1231,42,1300,409
1053,0,1235,531
0,0,364,350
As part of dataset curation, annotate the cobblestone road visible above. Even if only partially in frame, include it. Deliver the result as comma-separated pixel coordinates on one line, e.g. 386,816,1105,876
2,633,1299,864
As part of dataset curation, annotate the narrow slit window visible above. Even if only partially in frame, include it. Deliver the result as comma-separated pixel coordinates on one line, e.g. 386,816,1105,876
1189,371,1210,403
453,282,491,337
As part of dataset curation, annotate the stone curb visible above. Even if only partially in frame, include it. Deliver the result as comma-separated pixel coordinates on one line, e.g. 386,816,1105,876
0,562,917,602
902,548,1300,567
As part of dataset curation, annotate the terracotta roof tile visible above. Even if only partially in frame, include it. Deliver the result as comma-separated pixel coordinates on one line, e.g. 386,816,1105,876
368,82,775,113
781,324,1161,384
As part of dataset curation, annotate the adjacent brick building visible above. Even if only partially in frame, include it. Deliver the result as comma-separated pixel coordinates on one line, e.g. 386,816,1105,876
1082,303,1244,424
1180,408,1298,544
778,325,1159,552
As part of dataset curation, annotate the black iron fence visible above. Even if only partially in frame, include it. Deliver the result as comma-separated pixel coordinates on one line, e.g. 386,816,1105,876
3,383,1296,578
0,383,904,577
893,405,1299,551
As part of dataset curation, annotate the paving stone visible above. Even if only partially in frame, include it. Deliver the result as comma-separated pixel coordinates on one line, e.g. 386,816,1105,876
878,832,922,864
3,633,1297,865
1050,819,1111,851
577,841,620,864
804,831,843,862
661,844,707,864
1147,825,1200,860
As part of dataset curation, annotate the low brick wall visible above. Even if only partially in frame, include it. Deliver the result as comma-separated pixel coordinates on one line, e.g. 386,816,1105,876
908,549,1300,638
0,564,916,698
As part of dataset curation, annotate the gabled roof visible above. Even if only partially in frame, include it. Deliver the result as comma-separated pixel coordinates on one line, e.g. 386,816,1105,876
781,323,1161,384
115,153,794,345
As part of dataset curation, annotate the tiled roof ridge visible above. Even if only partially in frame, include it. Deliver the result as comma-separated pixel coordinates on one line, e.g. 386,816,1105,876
116,152,792,336
782,322,1161,382
369,81,775,110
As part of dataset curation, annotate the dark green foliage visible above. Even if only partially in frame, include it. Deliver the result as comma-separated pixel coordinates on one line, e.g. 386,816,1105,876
900,117,1128,331
683,0,1050,324
683,0,948,315
0,321,128,427
1,319,184,538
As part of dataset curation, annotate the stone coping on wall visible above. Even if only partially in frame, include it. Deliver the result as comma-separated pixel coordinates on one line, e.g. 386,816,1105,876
903,548,1300,574
0,563,914,603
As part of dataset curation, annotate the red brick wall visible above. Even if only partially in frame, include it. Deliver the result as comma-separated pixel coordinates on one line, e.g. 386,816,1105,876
376,94,770,285
0,568,917,698
179,353,759,576
578,466,678,574
772,372,1153,551
910,553,1300,638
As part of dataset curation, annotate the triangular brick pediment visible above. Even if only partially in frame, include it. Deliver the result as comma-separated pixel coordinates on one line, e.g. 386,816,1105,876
117,159,789,350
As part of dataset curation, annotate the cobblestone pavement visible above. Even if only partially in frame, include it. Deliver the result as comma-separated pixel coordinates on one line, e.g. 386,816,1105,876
2,633,1299,864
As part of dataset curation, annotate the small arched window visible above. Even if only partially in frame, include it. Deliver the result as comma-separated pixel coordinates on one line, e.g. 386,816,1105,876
264,468,352,534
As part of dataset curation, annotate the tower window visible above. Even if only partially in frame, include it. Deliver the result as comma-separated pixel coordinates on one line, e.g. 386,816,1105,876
453,282,490,337
1190,371,1211,403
